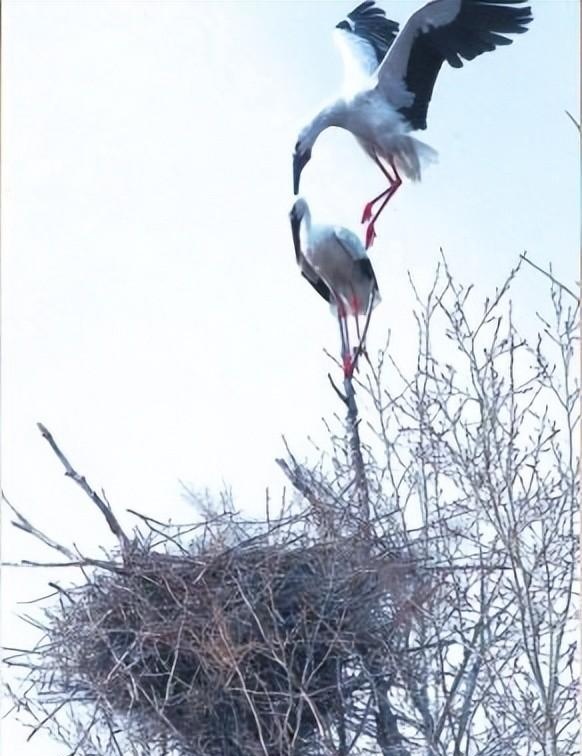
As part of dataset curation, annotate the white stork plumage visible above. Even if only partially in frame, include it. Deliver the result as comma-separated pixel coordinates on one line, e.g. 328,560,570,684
293,0,533,248
290,197,380,377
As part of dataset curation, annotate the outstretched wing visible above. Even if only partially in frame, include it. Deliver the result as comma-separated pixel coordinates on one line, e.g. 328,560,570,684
377,0,532,129
334,1,399,92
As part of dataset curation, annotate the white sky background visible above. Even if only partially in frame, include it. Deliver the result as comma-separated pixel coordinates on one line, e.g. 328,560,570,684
1,1,579,752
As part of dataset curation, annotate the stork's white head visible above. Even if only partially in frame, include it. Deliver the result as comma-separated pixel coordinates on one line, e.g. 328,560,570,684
289,197,311,261
289,197,309,224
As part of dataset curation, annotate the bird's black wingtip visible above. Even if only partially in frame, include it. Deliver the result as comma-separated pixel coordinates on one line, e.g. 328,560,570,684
336,0,399,65
346,0,398,30
471,0,534,30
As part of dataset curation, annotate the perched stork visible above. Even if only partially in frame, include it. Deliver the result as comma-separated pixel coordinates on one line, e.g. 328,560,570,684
290,197,380,377
293,0,532,248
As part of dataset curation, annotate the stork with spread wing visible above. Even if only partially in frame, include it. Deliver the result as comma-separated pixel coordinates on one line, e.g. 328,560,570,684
293,0,532,248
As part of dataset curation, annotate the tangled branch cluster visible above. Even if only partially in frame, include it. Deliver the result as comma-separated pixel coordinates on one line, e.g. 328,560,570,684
6,471,428,756
5,257,578,756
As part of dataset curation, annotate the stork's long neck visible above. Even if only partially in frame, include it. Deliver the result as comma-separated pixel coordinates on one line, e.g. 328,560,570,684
303,100,345,149
301,204,312,236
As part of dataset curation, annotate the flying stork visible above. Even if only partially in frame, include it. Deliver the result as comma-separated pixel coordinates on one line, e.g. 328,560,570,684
290,197,380,377
292,0,533,248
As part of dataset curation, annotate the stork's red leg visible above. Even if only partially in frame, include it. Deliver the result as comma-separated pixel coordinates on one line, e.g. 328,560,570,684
349,291,371,374
352,314,363,374
364,158,402,249
333,292,353,377
361,188,391,223
361,156,399,223
342,309,353,376
374,155,398,183
351,290,377,374
342,350,352,377
341,316,354,376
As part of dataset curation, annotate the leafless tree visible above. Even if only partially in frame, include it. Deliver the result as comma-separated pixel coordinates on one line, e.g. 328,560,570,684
312,254,579,755
4,257,578,756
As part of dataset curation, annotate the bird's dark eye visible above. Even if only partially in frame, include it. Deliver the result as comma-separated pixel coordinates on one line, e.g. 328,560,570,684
294,141,301,153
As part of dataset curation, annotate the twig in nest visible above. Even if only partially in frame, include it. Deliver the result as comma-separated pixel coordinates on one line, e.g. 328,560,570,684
37,423,129,550
14,559,126,573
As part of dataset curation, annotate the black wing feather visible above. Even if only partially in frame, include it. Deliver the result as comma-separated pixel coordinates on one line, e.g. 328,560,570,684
337,1,399,67
302,272,332,304
355,258,379,295
400,0,533,130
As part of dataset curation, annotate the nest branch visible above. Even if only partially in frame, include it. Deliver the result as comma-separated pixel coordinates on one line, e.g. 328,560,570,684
37,423,129,551
6,491,425,755
3,492,76,561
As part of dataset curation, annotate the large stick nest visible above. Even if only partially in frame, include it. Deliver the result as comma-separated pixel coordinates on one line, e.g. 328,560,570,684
20,527,423,756
5,427,430,756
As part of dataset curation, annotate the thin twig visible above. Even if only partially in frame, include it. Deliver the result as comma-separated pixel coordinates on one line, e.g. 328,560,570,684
37,423,129,549
520,253,579,302
328,373,348,405
2,493,76,560
565,109,580,133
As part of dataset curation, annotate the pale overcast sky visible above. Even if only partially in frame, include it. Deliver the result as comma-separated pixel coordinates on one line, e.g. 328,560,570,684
2,1,579,753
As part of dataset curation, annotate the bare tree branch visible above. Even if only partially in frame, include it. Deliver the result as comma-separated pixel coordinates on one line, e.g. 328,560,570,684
37,423,129,550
